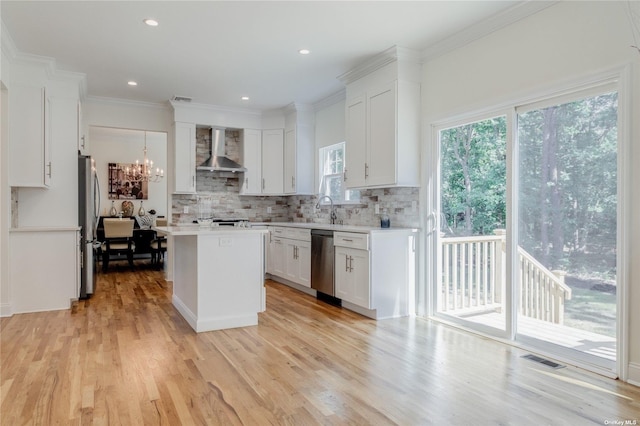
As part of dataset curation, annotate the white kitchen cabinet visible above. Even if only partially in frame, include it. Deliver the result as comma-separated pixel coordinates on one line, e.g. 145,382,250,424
9,228,79,313
241,129,284,195
172,121,196,194
283,118,314,195
267,232,285,277
342,48,421,190
283,128,296,193
335,245,370,308
267,226,311,288
240,129,262,195
284,239,311,288
262,129,284,194
334,229,416,319
9,85,51,187
345,95,367,188
77,99,87,155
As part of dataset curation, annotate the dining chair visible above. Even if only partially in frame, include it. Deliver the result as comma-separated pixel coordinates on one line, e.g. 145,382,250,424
102,218,136,272
151,218,168,268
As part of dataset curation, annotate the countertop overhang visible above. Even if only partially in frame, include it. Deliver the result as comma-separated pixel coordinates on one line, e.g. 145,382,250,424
255,222,419,234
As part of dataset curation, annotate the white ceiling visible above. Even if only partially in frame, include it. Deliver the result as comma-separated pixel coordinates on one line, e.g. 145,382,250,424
1,1,551,111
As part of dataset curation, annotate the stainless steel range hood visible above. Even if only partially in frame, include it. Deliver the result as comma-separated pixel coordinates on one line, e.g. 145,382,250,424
197,127,247,172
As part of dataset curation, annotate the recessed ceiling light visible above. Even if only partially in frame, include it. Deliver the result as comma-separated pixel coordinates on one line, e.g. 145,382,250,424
241,96,250,101
298,49,311,55
128,81,138,86
143,18,159,27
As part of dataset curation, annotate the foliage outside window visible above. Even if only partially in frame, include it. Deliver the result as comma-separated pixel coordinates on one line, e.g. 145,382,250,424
318,142,360,204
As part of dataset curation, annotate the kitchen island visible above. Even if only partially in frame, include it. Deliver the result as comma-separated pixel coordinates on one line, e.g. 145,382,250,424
154,225,268,332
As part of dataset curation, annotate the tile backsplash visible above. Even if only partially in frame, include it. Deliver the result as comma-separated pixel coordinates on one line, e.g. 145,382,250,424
172,182,420,228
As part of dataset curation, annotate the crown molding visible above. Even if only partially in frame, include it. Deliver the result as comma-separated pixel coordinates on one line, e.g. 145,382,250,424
86,95,171,110
337,46,421,85
169,99,263,117
313,89,346,111
421,1,558,62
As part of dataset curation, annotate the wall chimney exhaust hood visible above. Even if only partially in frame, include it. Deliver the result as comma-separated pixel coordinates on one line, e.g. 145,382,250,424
197,127,247,172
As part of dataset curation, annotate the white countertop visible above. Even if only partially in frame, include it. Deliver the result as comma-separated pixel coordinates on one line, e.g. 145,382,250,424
256,222,419,234
154,225,268,236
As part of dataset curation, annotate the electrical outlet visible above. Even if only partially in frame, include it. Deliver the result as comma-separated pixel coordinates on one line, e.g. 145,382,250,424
267,206,272,214
183,206,189,214
375,204,380,215
219,238,232,247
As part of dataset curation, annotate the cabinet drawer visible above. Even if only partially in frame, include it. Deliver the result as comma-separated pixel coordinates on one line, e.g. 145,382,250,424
334,232,369,250
268,226,310,242
283,227,310,242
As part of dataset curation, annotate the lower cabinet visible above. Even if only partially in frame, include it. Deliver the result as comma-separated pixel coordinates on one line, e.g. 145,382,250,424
267,227,311,288
335,246,370,307
335,230,416,319
284,239,311,287
9,228,80,314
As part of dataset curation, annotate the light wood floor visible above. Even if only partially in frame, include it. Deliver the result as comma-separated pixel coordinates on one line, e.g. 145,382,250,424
2,264,640,425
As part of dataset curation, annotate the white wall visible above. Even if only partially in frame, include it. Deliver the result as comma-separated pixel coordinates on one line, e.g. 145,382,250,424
421,1,640,382
90,126,168,217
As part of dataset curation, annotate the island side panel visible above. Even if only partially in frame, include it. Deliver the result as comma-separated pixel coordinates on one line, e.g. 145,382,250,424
172,234,199,331
196,232,264,332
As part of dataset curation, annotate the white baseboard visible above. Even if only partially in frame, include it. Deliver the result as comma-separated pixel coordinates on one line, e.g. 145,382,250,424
196,314,258,332
627,362,640,387
172,294,197,332
267,275,316,297
0,302,12,317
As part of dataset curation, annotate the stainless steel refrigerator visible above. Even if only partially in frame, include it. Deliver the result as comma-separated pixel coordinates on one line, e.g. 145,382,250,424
78,155,100,299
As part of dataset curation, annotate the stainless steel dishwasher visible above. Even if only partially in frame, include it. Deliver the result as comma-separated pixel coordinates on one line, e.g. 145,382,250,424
311,229,340,305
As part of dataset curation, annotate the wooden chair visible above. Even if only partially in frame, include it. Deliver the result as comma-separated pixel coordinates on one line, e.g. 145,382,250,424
102,218,136,272
151,218,168,268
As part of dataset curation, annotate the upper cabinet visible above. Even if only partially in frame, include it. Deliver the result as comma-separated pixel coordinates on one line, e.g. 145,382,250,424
240,129,262,195
240,129,283,195
283,104,314,195
340,46,421,190
172,121,197,194
261,129,284,195
9,85,51,187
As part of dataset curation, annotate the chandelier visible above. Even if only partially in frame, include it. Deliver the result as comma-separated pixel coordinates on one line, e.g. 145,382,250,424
124,132,164,183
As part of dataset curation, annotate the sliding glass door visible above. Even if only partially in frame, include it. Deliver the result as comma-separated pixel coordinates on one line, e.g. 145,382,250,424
432,82,621,374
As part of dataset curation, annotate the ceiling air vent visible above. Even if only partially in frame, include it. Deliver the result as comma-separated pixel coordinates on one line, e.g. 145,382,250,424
171,95,192,102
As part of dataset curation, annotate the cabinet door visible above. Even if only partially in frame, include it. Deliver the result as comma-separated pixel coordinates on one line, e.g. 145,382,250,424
269,237,285,277
335,246,370,308
262,129,284,194
9,85,47,187
173,122,196,193
345,95,367,188
77,100,87,154
366,82,397,187
349,248,371,308
296,240,311,288
241,129,262,195
283,127,296,194
335,247,354,301
284,239,298,283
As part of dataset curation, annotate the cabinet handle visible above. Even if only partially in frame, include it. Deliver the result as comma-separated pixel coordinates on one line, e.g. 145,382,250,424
291,176,295,188
80,135,86,149
342,238,353,242
345,254,349,272
47,162,52,178
344,168,347,182
349,255,354,272
365,163,369,178
192,175,195,186
262,178,265,190
245,178,248,189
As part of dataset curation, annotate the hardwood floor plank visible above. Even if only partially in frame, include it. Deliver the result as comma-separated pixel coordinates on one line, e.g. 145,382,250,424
2,268,640,425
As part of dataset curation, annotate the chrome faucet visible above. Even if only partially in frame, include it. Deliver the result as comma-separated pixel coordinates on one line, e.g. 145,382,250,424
315,195,337,224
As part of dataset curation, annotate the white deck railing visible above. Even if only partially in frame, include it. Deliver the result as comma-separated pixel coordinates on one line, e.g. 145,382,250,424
439,230,572,324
